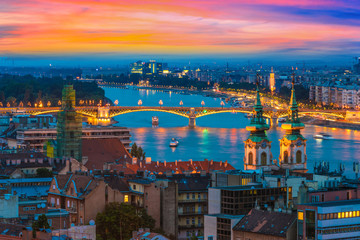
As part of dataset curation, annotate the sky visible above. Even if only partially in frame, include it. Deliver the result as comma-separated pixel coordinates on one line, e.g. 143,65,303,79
0,0,360,66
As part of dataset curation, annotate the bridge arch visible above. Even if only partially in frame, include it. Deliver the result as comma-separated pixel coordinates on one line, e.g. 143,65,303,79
277,111,346,119
109,108,189,118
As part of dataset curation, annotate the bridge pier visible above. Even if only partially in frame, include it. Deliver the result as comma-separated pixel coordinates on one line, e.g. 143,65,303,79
189,116,196,128
270,117,278,129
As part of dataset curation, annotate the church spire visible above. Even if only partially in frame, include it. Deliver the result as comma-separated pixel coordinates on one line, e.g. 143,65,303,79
246,73,269,132
287,72,302,124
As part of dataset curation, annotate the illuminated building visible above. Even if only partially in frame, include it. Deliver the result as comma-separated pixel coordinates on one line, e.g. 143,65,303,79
279,73,307,172
56,85,83,161
144,60,166,75
130,61,145,74
297,200,360,239
269,67,275,94
243,76,273,171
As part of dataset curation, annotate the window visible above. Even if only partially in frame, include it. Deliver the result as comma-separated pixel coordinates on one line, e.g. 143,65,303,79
284,151,289,164
48,219,52,226
192,217,195,225
208,236,213,240
298,211,304,220
261,152,267,165
124,195,129,203
187,193,190,199
52,185,55,190
186,218,190,225
57,198,59,206
67,200,70,208
192,193,195,199
296,150,302,163
133,185,136,190
248,152,253,165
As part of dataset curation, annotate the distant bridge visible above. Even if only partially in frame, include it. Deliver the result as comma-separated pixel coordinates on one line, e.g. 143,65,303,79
0,106,348,128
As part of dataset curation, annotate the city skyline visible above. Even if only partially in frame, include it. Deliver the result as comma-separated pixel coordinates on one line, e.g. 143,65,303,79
1,0,359,66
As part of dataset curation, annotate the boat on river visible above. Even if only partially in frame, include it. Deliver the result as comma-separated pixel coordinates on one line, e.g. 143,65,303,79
169,138,179,147
314,133,333,140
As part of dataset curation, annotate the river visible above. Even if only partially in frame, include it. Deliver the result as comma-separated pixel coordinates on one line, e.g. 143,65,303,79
103,86,360,178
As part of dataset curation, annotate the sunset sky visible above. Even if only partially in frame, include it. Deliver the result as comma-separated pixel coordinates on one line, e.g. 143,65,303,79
1,0,359,65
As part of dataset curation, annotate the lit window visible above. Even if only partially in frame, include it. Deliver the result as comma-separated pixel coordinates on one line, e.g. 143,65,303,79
353,211,356,217
350,212,353,217
346,212,349,218
338,212,341,219
124,195,129,203
298,211,304,220
342,212,345,218
357,211,360,217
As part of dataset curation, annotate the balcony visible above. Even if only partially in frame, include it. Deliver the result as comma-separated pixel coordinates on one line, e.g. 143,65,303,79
67,207,77,213
178,199,207,203
178,224,204,230
179,210,207,216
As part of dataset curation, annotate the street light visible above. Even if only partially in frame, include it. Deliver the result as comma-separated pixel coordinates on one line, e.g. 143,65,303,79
201,101,205,108
138,100,142,107
221,101,225,108
114,100,119,106
159,100,163,107
180,100,183,107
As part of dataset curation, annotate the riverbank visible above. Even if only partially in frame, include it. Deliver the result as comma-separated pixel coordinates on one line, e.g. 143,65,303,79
302,117,360,130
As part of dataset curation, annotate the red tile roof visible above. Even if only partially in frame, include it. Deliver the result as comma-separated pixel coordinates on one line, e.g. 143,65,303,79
110,159,234,175
82,138,132,170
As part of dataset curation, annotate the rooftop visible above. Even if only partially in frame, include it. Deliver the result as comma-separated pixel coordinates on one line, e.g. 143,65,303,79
233,209,296,237
300,199,360,207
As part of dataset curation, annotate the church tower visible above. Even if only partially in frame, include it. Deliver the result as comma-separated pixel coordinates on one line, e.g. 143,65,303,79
244,74,273,171
57,85,82,162
279,73,307,172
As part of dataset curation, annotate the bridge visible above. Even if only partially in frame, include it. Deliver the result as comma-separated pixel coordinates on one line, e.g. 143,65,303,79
0,105,348,128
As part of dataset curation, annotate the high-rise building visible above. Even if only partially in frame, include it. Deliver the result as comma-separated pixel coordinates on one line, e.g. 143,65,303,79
243,75,273,171
269,67,276,94
56,85,82,161
279,73,307,172
354,57,360,74
130,61,145,74
144,60,165,75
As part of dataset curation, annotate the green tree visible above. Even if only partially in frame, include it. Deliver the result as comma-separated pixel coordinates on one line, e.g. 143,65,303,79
131,142,138,158
32,214,50,237
96,202,155,240
36,168,53,178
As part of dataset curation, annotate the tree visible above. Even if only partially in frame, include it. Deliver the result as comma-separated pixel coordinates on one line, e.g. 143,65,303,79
32,214,50,237
36,168,53,178
96,202,155,240
130,142,146,160
131,142,138,158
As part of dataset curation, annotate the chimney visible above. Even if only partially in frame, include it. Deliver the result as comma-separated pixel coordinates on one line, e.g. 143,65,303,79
140,161,142,168
175,160,177,166
132,157,137,165
225,160,228,168
164,161,166,167
190,159,193,165
220,161,222,167
157,161,159,167
210,159,213,165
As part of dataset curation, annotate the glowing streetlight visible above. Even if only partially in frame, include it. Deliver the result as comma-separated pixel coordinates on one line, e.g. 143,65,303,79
39,101,43,108
47,101,51,107
114,100,119,106
221,101,225,108
6,102,10,108
159,100,163,107
138,100,142,107
19,101,23,107
180,100,183,106
58,100,61,106
201,100,205,107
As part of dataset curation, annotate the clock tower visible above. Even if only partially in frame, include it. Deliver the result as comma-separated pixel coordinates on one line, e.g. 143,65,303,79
244,75,273,171
279,73,307,172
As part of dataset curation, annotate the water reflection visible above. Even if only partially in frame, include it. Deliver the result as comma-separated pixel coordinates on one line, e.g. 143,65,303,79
104,86,360,178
